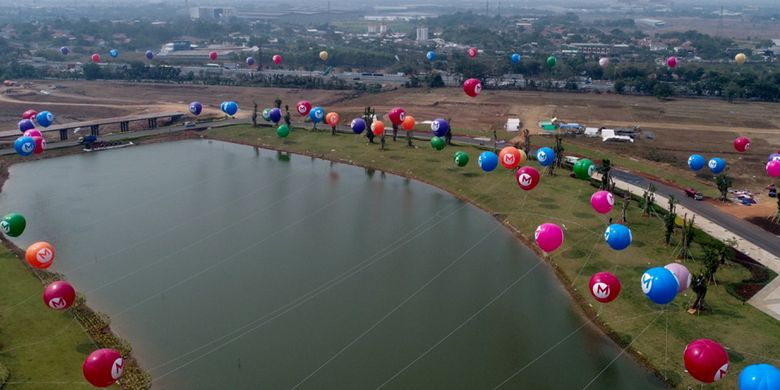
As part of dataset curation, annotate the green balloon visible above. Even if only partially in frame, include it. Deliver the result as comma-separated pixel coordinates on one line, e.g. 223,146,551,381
1,213,26,237
454,151,469,167
573,159,594,180
262,108,271,121
431,136,446,151
276,125,290,138
547,55,557,67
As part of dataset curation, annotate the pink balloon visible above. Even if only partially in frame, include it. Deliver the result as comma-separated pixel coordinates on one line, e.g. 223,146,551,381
296,100,312,116
23,129,42,138
463,78,482,97
43,280,76,310
664,263,691,293
272,54,282,64
535,223,564,253
468,47,478,58
590,191,615,214
667,56,677,68
589,272,621,303
684,339,729,383
768,161,780,177
733,136,750,153
83,349,124,387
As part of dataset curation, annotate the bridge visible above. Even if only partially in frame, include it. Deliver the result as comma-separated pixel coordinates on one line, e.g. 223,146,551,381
1,111,185,140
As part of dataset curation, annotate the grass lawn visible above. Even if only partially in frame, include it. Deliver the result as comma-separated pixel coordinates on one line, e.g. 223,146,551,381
209,124,780,389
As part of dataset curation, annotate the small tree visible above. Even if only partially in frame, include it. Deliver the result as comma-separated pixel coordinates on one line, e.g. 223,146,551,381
620,190,631,223
599,159,614,191
702,243,723,285
252,101,258,127
274,98,282,109
680,214,695,261
641,183,656,217
522,129,531,156
715,173,732,202
652,82,674,100
554,134,565,168
364,106,375,144
690,271,709,312
664,195,677,246
774,195,780,223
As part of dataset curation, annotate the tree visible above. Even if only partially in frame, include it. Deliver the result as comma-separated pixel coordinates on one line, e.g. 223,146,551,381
620,190,631,223
689,271,709,312
428,73,445,88
652,82,674,100
252,101,258,127
702,242,723,285
274,98,282,109
82,63,102,80
715,173,732,202
641,183,656,217
680,214,695,261
553,134,564,168
363,106,375,144
613,80,626,94
775,195,780,223
598,159,613,191
664,195,677,246
522,129,531,156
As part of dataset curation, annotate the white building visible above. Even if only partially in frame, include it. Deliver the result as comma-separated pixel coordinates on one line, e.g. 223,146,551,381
190,7,235,20
416,26,429,42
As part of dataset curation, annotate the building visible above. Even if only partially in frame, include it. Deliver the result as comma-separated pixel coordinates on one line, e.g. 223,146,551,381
416,26,429,42
160,41,194,53
636,18,666,27
367,24,387,35
190,7,235,20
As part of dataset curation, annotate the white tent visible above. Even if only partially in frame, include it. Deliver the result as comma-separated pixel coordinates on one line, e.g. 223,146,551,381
505,118,521,132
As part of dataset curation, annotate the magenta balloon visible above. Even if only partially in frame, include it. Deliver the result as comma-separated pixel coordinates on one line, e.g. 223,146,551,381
23,129,42,138
667,56,678,68
664,263,692,293
535,223,564,253
768,161,780,177
590,191,615,214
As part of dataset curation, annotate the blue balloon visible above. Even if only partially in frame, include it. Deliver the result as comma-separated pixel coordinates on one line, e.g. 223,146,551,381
768,153,780,162
687,154,705,171
536,147,556,167
511,53,521,63
246,57,255,66
35,111,54,127
222,101,238,116
478,152,499,172
109,49,119,58
60,46,69,55
269,108,282,123
18,119,35,132
145,50,154,60
189,101,202,116
641,267,678,305
708,157,726,174
739,364,780,390
350,118,366,134
14,136,35,156
309,107,325,123
426,51,436,61
604,224,632,251
431,118,449,137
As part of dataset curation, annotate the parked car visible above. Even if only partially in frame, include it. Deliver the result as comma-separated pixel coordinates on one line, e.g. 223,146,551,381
684,188,703,200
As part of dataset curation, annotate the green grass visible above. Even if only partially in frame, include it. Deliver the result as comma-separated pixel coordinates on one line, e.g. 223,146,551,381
210,125,780,389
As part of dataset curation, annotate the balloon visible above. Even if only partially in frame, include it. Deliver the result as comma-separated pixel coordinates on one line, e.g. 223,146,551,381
478,151,499,172
109,49,118,58
221,101,238,116
641,267,678,305
145,50,154,60
516,166,541,191
401,115,416,131
664,263,692,293
32,136,46,154
768,153,780,162
734,137,750,153
546,55,557,67
454,151,470,167
60,46,69,55
739,364,780,390
246,56,255,66
511,53,521,63
535,147,556,167
350,118,366,134
273,54,282,64
325,112,340,127
767,161,780,177
573,159,595,180
14,136,35,156
535,223,564,253
468,47,478,58
269,108,282,123
189,101,202,116
1,213,26,237
590,191,615,214
23,129,42,138
36,111,54,127
388,107,406,126
708,157,726,174
589,272,621,303
91,53,101,63
83,348,124,387
319,51,329,61
296,100,312,116
431,136,445,150
43,281,76,310
735,53,747,65
261,108,271,121
498,147,524,169
667,56,678,68
426,51,436,61
688,154,706,171
431,118,449,137
599,57,609,67
463,78,482,97
604,224,632,250
25,241,55,269
18,119,35,132
309,107,325,123
684,339,729,383
22,109,37,120
276,125,290,138
209,51,218,61
371,120,385,136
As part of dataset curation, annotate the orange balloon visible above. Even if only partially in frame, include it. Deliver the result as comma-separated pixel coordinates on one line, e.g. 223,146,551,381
325,112,340,127
371,120,385,136
401,115,416,131
499,146,524,169
26,241,55,269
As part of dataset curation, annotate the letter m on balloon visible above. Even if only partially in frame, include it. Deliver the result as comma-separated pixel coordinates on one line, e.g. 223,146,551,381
595,284,609,297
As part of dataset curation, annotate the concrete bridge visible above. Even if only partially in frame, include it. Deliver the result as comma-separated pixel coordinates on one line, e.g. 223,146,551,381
1,111,185,140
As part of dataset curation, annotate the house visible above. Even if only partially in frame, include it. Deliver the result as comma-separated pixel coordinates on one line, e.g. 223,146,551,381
601,129,634,143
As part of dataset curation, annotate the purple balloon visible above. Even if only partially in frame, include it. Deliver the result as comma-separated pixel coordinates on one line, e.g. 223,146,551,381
431,118,449,137
18,119,35,132
145,50,154,60
269,107,282,123
246,57,255,66
769,153,780,162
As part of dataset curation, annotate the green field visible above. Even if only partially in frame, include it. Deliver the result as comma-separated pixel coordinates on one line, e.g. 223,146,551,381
209,124,780,389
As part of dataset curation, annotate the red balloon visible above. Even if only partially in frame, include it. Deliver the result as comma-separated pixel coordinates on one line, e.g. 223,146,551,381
22,109,37,120
388,107,406,126
463,78,482,97
43,281,76,310
588,272,621,303
468,47,478,58
499,146,523,169
209,51,218,61
371,120,385,136
272,54,282,64
91,54,101,63
83,349,124,387
667,56,678,68
32,136,45,154
684,339,729,383
733,136,750,153
296,100,312,116
515,166,540,191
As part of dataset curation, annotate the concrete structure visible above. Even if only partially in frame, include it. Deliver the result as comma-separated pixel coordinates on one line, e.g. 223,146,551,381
636,18,666,27
190,7,235,20
416,26,429,42
0,112,184,141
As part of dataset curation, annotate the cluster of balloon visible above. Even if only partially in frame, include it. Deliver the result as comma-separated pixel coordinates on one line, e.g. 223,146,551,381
188,101,202,116
431,118,449,137
463,78,482,97
273,54,282,64
664,263,691,293
351,118,366,134
546,55,557,67
535,223,564,253
598,57,610,67
325,112,340,127
535,147,556,167
60,46,70,55
667,56,678,68
83,348,124,387
739,364,780,389
684,339,729,384
91,53,101,63
246,57,255,66
604,224,632,250
276,124,290,138
511,53,521,64
734,136,751,153
768,160,780,177
109,49,118,58
401,115,415,131
309,107,325,124
590,190,615,214
589,271,621,303
430,137,446,151
688,154,706,171
516,166,541,191
269,108,282,123
426,51,436,61
467,47,478,58
43,280,76,310
209,51,218,61
319,51,328,61
498,146,524,169
371,120,385,137
145,50,154,60
25,241,55,269
735,53,747,65
37,111,54,127
708,157,727,174
573,159,595,180
296,100,312,116
1,213,26,237
641,267,678,304
18,119,35,132
454,151,469,167
220,101,238,116
478,151,499,172
388,107,406,127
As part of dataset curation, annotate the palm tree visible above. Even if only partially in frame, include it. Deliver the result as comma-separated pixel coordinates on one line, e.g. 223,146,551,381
664,195,677,246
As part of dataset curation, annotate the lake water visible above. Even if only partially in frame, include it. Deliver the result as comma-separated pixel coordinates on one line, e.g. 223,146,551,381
1,139,665,389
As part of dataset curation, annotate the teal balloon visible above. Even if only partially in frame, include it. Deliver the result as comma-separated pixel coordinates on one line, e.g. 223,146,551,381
454,151,469,167
276,125,290,138
1,213,26,237
431,137,445,151
262,108,271,121
574,159,595,179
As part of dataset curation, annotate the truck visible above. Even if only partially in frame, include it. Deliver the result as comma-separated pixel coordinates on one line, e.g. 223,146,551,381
684,188,703,201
